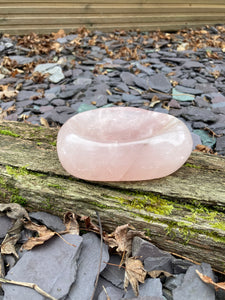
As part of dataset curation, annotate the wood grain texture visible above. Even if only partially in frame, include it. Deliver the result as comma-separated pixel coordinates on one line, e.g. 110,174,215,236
0,1,224,34
0,121,224,272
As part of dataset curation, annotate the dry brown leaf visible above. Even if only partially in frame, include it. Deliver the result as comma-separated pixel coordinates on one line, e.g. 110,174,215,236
21,220,55,250
196,270,225,291
0,203,29,220
106,224,148,257
63,212,79,235
124,257,146,296
148,270,172,278
51,29,66,39
79,215,100,233
194,144,214,154
1,234,20,258
0,89,18,100
40,117,50,128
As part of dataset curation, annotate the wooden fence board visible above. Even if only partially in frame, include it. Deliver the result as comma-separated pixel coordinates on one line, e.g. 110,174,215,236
0,1,224,35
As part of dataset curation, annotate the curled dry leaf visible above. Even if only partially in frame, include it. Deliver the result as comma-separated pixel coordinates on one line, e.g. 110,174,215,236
106,224,149,257
1,233,20,258
21,220,55,251
0,203,29,220
124,257,146,297
196,270,225,291
63,212,79,235
79,215,100,233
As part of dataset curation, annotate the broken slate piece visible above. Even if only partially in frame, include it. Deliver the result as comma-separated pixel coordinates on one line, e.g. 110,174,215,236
148,73,171,93
0,216,12,239
3,234,83,300
29,211,66,232
144,256,173,274
98,286,124,300
100,254,125,288
124,278,163,299
173,263,215,300
132,237,173,262
67,232,109,300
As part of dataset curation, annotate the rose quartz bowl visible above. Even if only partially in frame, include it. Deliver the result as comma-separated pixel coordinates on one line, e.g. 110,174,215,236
57,107,193,181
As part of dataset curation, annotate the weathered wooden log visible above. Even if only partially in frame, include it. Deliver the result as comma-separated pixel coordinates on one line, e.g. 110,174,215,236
0,121,225,272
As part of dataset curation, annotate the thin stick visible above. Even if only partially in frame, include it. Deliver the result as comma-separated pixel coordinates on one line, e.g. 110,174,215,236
0,278,57,300
90,211,103,300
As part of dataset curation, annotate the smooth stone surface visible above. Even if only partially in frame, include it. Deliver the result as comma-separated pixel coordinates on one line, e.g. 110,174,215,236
3,234,83,300
172,263,215,300
57,107,192,181
67,232,109,300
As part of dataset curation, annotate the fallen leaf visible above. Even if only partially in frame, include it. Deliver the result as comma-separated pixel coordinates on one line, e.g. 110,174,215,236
40,117,50,128
0,204,30,258
21,220,55,250
196,270,225,291
51,29,66,39
148,270,172,278
106,224,148,257
0,203,29,220
124,257,146,296
63,212,79,235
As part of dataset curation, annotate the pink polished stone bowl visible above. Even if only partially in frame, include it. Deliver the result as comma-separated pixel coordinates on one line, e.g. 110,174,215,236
57,107,193,181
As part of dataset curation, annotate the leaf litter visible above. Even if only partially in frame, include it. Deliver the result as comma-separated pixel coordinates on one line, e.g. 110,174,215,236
0,203,225,298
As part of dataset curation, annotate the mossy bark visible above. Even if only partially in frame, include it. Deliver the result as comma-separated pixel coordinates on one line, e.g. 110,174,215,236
0,121,225,272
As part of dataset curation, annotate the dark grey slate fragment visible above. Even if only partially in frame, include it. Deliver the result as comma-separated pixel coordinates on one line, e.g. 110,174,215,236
173,263,215,300
3,234,83,300
124,278,163,299
0,216,12,239
0,100,15,110
144,256,173,273
39,105,54,113
132,237,172,263
172,258,194,274
29,211,66,232
34,98,49,106
122,94,142,103
135,62,155,76
179,79,196,88
181,107,218,122
98,286,124,300
16,91,41,101
108,94,122,103
182,61,204,69
195,83,218,93
134,76,149,90
42,110,60,123
122,297,165,300
175,85,203,95
215,136,225,155
55,106,75,113
51,98,66,106
164,274,185,291
59,85,84,99
67,232,109,300
194,97,210,108
100,254,125,289
148,73,171,93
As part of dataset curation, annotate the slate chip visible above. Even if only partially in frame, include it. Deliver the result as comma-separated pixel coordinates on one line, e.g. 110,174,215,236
148,73,171,93
172,263,215,300
3,234,83,300
67,232,109,300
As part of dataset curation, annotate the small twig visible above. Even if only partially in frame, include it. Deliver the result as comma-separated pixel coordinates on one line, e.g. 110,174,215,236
0,278,57,300
55,231,76,247
90,211,103,300
102,285,111,300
